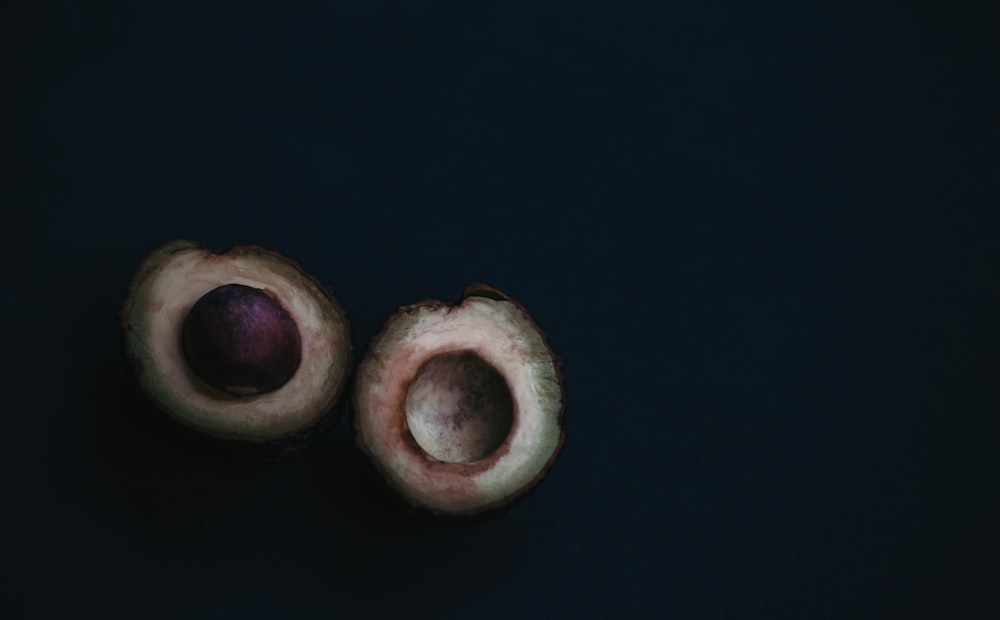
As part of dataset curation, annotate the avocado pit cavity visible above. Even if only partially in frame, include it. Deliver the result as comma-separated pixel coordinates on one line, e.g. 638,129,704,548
404,351,514,463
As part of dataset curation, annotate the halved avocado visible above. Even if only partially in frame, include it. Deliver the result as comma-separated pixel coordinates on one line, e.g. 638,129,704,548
120,240,353,448
353,284,566,518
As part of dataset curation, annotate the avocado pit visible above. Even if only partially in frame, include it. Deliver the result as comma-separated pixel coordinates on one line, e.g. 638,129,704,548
404,351,514,463
181,284,301,396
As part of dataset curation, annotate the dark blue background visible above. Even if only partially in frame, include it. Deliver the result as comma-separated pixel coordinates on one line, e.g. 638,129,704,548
2,0,997,617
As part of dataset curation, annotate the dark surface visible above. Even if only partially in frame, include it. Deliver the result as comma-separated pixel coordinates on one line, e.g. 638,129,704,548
2,1,997,617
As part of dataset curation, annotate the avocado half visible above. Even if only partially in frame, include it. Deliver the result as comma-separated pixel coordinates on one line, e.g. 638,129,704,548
120,239,353,447
353,284,566,518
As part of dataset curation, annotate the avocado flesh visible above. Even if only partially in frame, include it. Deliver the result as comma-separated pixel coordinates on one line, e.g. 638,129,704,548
121,240,352,442
353,285,565,517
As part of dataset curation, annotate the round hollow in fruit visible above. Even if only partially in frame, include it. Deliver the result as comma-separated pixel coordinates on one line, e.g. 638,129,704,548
404,350,514,463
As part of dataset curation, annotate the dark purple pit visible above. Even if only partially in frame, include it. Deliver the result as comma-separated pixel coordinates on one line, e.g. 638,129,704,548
181,284,301,396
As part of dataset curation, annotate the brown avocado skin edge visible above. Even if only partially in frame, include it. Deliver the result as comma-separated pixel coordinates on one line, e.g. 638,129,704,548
119,239,354,462
352,283,567,521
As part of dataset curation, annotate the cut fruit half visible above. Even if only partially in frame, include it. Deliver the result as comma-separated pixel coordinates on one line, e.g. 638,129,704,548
353,284,566,517
120,239,353,446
